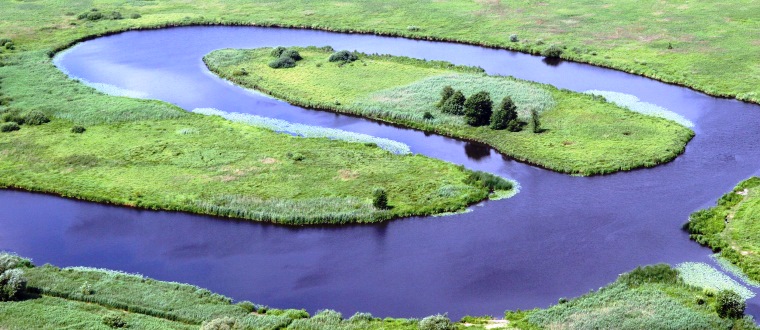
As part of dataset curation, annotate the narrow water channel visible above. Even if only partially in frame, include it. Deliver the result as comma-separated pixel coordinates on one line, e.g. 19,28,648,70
1,26,759,319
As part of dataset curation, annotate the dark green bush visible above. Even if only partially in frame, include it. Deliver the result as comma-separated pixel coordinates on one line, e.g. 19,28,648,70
269,56,296,69
1,112,24,125
441,90,466,115
312,309,342,323
283,309,310,320
423,111,434,120
200,317,237,330
71,126,86,134
0,269,26,301
490,96,519,131
436,85,454,107
0,122,20,132
464,91,493,127
531,109,542,133
348,312,375,323
286,152,305,161
618,264,679,287
542,44,564,58
0,39,10,47
328,50,359,63
464,171,512,192
131,13,141,19
510,34,519,42
232,68,248,76
24,110,50,125
716,290,745,319
271,46,287,57
101,313,127,328
281,49,302,61
372,188,388,209
237,300,255,313
419,314,453,330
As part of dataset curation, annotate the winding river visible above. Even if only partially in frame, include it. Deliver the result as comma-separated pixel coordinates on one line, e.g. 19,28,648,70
3,26,760,319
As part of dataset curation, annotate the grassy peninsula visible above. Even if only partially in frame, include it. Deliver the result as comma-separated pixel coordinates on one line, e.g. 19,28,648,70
1,253,756,329
205,46,693,175
686,177,760,282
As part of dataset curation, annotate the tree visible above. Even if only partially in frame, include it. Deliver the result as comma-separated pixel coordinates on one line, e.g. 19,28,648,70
436,85,455,107
490,96,520,131
531,109,542,133
464,91,493,127
441,90,466,115
716,290,745,319
372,188,388,209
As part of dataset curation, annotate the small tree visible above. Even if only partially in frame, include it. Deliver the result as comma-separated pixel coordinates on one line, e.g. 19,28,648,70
490,96,519,131
372,188,388,209
436,85,455,107
716,290,745,319
441,90,466,115
531,109,542,133
542,44,563,58
464,91,493,127
0,269,26,301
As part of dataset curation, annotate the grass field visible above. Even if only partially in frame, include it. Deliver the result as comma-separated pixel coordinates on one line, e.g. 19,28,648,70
2,254,755,330
686,177,760,282
205,47,693,175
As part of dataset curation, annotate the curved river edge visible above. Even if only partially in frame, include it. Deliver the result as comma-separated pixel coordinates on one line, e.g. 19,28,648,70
43,20,759,106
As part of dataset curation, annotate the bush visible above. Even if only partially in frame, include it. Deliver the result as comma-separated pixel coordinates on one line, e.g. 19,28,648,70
419,314,453,330
531,109,542,133
271,46,287,57
281,49,302,61
464,171,512,192
283,309,310,319
71,125,86,133
0,254,32,274
490,96,519,131
286,152,305,161
372,188,388,209
237,300,255,313
102,313,127,328
131,13,141,19
436,85,455,107
0,122,20,132
201,317,237,330
510,34,519,42
312,309,342,323
328,50,359,63
441,90,466,115
232,68,248,76
110,11,123,20
716,290,745,319
542,44,564,58
407,26,421,32
423,111,434,120
0,39,10,47
0,269,26,301
24,110,50,125
1,112,24,125
618,264,679,287
269,56,296,69
348,312,375,323
80,281,94,295
464,91,493,127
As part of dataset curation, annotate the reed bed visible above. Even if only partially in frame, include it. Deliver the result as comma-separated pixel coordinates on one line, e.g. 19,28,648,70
585,90,694,127
676,262,754,299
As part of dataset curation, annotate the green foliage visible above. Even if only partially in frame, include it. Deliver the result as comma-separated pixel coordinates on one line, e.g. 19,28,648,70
102,312,127,328
423,111,434,120
441,90,466,115
490,96,519,131
618,264,680,287
372,187,389,209
24,110,50,126
463,91,492,127
530,108,541,133
268,47,303,69
541,44,564,58
464,171,513,192
436,85,454,107
0,269,26,302
201,317,237,330
71,125,86,133
236,301,255,313
0,122,19,132
509,34,519,42
281,49,302,61
271,46,287,57
328,50,359,63
268,56,296,69
130,13,141,19
419,314,453,330
716,290,745,319
348,312,376,323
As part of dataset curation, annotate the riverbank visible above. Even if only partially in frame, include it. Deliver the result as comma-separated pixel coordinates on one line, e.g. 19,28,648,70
205,46,693,176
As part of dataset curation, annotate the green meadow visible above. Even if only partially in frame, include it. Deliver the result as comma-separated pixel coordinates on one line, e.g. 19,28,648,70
205,47,693,175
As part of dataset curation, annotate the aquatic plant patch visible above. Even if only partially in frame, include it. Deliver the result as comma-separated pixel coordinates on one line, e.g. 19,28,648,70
676,262,754,299
585,90,694,127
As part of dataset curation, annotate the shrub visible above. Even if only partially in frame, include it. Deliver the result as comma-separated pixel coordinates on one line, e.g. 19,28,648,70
716,290,745,319
618,264,679,287
542,44,563,58
464,91,493,127
328,50,359,63
312,309,342,323
0,39,10,47
423,111,434,120
232,68,248,76
283,309,310,319
348,312,375,323
510,34,519,42
373,188,389,209
201,317,237,330
419,314,453,330
0,253,32,274
407,26,421,31
131,13,141,19
110,11,123,20
0,269,26,301
80,281,94,295
102,313,127,328
237,300,255,313
286,152,305,161
269,56,296,69
531,109,542,133
436,85,455,108
0,122,20,132
271,46,287,57
1,113,24,125
281,49,302,61
441,90,466,115
465,171,512,192
71,125,86,133
24,110,50,125
490,96,519,131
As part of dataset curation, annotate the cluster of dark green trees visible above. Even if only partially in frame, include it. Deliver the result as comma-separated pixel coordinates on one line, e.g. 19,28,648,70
268,47,303,69
435,86,542,133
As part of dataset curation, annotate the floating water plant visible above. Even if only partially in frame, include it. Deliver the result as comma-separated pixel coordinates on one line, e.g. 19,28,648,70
584,90,694,127
676,262,755,299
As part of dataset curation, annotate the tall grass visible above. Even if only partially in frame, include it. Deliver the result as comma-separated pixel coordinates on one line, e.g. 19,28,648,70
193,107,411,155
585,90,694,127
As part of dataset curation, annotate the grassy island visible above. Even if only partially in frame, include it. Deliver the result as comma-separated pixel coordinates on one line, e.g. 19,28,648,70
1,253,756,329
686,177,760,282
205,46,693,175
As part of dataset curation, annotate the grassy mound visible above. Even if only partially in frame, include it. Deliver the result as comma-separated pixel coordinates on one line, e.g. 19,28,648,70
204,46,694,175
